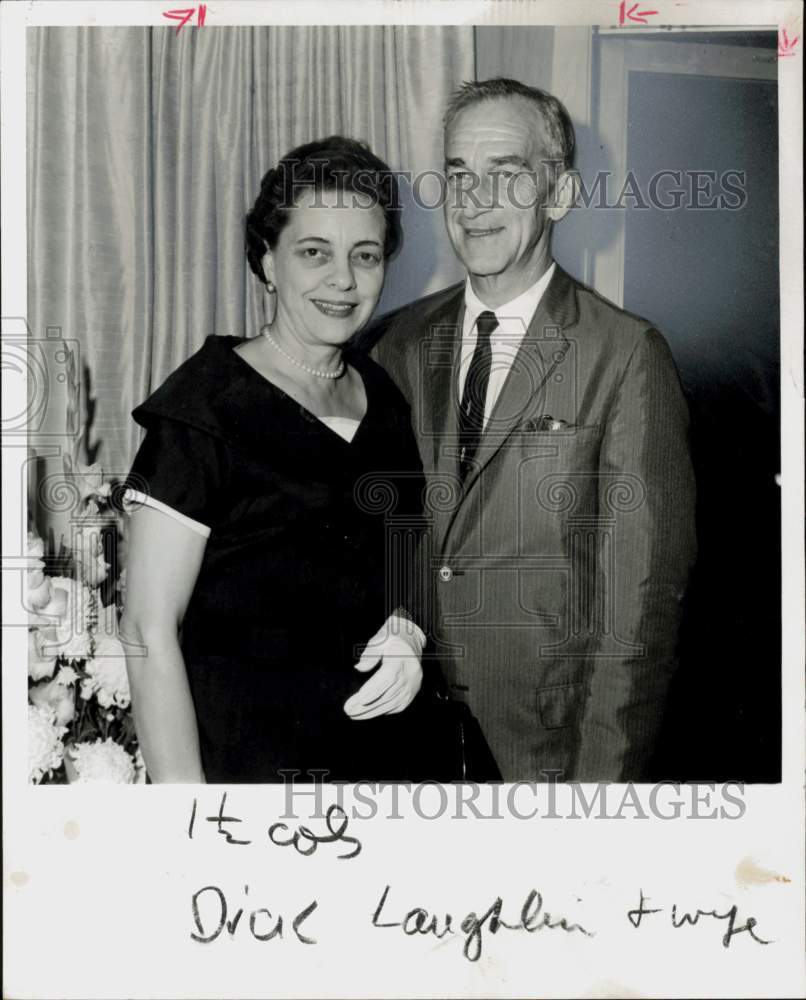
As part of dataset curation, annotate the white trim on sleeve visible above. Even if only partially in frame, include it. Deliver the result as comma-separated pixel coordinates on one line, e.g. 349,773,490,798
122,489,211,539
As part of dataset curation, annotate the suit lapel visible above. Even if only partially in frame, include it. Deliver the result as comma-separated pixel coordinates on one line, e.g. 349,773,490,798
418,289,464,475
414,289,464,552
446,266,580,531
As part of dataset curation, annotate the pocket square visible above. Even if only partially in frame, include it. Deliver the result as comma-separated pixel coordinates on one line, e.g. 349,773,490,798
525,415,569,432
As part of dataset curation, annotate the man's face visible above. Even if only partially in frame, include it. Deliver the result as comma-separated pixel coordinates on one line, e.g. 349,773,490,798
444,97,556,290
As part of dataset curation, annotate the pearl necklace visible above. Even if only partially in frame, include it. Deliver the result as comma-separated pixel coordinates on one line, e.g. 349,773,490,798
261,326,345,380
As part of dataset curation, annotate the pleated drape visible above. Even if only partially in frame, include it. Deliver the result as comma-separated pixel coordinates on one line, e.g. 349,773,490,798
27,26,473,483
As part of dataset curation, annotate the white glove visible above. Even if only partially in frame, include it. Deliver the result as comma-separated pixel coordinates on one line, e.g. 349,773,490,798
343,613,425,720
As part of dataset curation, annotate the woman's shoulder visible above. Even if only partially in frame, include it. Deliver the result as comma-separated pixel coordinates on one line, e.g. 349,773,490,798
131,336,253,440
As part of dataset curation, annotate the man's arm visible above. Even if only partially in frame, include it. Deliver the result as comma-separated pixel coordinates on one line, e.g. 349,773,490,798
573,328,696,780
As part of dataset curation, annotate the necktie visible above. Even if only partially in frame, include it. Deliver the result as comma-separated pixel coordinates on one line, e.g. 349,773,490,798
458,310,498,481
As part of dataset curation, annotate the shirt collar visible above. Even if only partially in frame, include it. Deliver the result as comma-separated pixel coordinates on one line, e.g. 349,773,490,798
463,262,557,336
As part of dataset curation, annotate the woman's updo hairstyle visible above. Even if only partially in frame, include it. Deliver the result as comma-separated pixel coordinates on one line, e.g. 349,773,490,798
246,135,402,286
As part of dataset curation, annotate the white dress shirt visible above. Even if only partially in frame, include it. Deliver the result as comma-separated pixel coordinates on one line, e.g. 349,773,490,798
458,262,556,428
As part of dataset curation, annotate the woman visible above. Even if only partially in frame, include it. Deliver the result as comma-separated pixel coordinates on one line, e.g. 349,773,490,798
121,137,432,783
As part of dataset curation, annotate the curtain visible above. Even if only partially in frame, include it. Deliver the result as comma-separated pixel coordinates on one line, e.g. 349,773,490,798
27,26,474,493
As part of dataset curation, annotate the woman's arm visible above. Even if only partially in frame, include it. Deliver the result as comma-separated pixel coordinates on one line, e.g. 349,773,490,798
119,504,208,782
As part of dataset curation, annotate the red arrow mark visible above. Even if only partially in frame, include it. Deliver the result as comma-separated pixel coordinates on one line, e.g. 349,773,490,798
619,1,660,24
778,28,799,57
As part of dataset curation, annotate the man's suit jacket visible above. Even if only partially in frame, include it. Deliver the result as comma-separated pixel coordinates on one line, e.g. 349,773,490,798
367,265,696,781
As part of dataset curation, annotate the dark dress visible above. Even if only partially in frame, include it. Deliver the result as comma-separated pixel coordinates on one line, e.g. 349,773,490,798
125,334,436,783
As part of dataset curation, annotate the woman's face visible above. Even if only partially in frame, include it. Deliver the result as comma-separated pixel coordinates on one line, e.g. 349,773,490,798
263,187,387,348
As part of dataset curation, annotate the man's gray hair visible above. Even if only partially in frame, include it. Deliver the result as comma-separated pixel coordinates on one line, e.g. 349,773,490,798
444,77,576,172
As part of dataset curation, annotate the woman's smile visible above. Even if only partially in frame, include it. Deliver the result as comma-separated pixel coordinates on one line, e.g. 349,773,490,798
310,298,360,318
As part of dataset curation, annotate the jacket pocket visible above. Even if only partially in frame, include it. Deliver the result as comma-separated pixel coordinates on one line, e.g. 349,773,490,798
536,681,585,729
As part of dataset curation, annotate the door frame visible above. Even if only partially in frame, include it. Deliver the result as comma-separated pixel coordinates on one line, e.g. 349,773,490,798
592,34,777,306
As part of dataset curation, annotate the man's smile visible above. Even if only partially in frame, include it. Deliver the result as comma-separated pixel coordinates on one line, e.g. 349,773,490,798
462,225,506,239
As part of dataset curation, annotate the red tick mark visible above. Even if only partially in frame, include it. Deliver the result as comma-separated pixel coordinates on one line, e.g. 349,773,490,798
778,28,799,57
619,1,660,24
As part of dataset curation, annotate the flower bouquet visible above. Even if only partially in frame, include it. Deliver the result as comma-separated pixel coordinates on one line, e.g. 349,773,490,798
27,551,143,784
27,348,143,784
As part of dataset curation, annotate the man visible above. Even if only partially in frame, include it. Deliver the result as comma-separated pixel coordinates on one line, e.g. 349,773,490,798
367,78,697,782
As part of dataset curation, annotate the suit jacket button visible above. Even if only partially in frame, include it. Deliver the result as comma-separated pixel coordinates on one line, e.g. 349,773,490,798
439,565,453,582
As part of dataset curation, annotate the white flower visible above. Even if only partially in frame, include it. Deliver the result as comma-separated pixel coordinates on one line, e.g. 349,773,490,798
27,576,53,611
68,738,135,783
28,587,66,628
28,629,58,681
25,533,53,611
55,664,79,686
34,576,95,662
28,704,67,783
27,533,45,560
73,527,109,588
81,631,130,709
29,677,76,728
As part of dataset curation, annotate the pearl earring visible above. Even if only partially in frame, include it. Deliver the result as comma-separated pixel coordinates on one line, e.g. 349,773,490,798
266,280,276,293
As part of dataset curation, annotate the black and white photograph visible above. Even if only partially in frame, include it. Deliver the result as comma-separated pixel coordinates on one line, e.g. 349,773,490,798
3,2,804,998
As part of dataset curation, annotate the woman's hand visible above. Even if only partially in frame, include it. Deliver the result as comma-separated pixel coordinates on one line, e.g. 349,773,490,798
344,614,425,720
